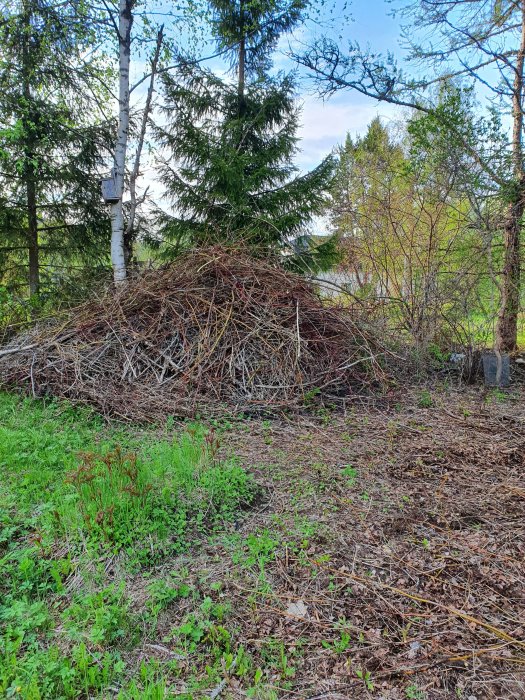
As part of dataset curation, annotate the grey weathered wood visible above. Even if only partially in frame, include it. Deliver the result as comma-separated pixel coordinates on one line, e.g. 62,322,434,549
100,177,120,204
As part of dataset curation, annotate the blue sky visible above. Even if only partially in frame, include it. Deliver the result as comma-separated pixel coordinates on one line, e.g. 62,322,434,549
215,0,407,170
296,0,405,168
135,0,409,207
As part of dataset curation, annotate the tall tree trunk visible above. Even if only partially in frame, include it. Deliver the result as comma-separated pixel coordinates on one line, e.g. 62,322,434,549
238,35,245,104
27,177,39,296
124,25,164,268
110,0,133,285
22,0,39,296
237,0,245,111
123,228,133,269
497,196,524,351
495,0,525,352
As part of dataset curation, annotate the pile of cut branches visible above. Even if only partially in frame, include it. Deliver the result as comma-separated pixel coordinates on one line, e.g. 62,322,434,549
0,247,385,420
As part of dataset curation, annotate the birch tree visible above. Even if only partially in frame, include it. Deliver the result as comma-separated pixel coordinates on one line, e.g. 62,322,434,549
100,0,167,283
110,0,133,284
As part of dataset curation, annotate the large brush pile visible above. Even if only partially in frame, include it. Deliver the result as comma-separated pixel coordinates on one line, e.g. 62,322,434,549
0,248,385,420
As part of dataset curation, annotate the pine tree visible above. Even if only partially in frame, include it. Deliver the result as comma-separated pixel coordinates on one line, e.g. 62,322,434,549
155,0,334,257
0,0,112,296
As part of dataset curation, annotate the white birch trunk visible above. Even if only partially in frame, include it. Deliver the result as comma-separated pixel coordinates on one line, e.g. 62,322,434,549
110,0,133,285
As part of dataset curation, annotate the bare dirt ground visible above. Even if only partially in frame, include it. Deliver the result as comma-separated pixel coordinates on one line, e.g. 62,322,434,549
129,384,525,699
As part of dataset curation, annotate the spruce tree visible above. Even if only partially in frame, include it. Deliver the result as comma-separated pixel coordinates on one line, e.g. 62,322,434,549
0,0,112,296
155,0,334,257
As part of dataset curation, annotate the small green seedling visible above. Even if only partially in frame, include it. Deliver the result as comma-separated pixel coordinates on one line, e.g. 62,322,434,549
356,668,374,691
406,684,426,699
342,465,357,486
418,390,433,408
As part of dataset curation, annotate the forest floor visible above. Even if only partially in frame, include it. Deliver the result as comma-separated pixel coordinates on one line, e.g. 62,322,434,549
1,384,524,699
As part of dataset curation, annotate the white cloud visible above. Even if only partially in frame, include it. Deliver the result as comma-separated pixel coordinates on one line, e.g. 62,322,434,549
296,93,401,169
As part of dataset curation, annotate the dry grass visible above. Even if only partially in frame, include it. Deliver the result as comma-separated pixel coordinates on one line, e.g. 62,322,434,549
127,385,525,698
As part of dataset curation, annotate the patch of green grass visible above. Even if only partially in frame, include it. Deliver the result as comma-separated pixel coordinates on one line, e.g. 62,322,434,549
62,584,136,647
232,529,280,569
52,429,255,559
0,637,125,699
417,389,433,408
169,596,231,656
341,464,358,486
146,576,193,617
487,387,509,404
0,394,107,515
0,393,255,563
0,392,257,699
116,661,168,699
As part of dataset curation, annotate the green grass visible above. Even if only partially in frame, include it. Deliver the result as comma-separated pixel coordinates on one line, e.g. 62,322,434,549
459,311,525,348
0,392,256,699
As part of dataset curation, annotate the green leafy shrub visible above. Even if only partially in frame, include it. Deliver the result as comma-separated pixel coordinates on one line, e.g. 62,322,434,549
171,597,231,656
417,389,433,408
146,578,193,616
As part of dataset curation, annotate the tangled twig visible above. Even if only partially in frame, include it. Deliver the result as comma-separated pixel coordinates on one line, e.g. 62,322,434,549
0,247,387,421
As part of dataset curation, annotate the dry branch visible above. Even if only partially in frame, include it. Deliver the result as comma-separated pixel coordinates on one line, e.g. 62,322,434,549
0,247,385,421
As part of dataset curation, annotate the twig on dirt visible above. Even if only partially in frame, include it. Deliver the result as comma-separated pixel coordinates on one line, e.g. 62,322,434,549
209,654,238,699
144,643,185,660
